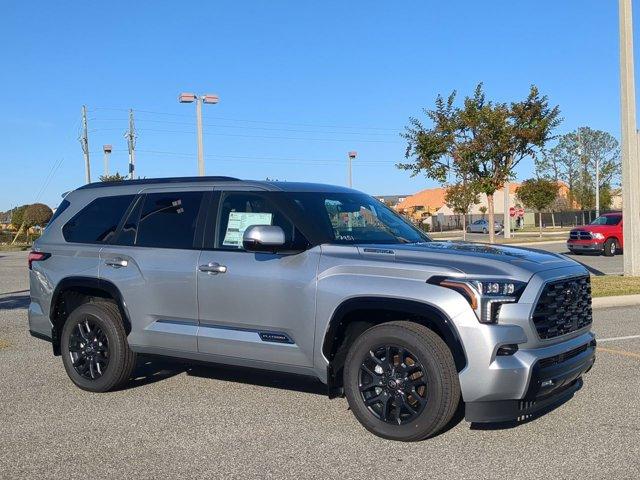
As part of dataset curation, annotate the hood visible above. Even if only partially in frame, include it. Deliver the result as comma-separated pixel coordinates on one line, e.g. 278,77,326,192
356,241,582,279
571,225,616,234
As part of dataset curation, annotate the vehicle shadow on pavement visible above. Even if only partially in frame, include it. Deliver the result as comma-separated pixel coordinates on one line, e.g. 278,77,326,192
0,293,30,310
187,363,327,395
123,355,326,395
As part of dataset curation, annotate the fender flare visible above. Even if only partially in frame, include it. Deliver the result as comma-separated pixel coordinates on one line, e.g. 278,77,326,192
50,276,131,354
322,296,467,395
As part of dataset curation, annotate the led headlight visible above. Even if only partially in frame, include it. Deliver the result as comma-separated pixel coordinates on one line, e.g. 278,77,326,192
429,277,525,324
592,232,605,240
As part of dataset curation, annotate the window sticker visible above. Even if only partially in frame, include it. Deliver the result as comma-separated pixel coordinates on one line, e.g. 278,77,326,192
222,211,273,247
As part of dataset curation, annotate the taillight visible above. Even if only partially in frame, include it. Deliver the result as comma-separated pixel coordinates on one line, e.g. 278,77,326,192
28,251,50,270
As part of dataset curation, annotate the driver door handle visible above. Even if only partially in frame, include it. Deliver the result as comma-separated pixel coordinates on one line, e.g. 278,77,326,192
105,258,128,268
198,262,227,275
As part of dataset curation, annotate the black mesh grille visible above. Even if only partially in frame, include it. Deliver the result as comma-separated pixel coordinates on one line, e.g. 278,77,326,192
532,276,592,339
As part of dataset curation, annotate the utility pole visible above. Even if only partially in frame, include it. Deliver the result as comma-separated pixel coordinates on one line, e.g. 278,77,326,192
347,151,357,187
619,0,640,276
125,109,137,179
503,181,511,238
103,145,112,177
79,105,91,184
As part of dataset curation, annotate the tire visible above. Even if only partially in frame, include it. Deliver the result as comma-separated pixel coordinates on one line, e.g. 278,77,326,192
603,238,617,257
466,226,471,233
343,321,460,441
60,301,137,392
482,227,488,234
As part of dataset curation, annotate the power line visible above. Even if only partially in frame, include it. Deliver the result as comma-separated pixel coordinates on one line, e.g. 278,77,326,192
91,127,402,144
90,106,400,131
90,117,400,137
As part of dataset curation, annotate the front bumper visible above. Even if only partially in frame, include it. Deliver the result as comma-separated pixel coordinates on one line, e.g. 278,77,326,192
567,240,603,252
465,337,596,423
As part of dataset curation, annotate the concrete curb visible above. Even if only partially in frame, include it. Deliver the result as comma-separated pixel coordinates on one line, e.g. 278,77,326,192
592,294,640,309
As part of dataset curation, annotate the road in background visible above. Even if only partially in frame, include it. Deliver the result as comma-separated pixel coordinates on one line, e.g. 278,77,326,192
1,251,638,479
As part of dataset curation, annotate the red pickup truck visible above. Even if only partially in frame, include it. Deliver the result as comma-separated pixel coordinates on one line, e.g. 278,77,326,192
567,212,623,256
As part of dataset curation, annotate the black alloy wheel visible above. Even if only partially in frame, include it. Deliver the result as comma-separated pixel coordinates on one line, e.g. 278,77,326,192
60,301,137,392
343,321,460,441
68,318,110,380
359,345,427,425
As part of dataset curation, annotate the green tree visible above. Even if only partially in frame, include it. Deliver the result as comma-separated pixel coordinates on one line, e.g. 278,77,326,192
399,83,561,243
536,127,620,209
444,180,479,239
24,203,53,228
479,206,487,218
100,172,127,182
10,205,28,230
516,179,560,237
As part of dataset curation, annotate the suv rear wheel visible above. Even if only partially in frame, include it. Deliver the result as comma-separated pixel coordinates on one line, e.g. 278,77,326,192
343,321,460,441
60,301,137,392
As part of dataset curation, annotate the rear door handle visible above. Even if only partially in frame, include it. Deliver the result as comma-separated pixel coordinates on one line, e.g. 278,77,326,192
198,262,227,275
105,258,128,268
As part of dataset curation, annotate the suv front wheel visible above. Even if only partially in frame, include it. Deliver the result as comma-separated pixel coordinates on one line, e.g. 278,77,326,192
343,321,460,441
60,301,137,392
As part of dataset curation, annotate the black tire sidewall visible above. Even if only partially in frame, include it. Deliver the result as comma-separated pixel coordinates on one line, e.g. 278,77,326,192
604,239,616,256
344,324,452,441
60,303,128,392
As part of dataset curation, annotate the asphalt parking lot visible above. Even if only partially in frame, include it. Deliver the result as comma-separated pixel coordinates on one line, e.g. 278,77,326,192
1,250,639,479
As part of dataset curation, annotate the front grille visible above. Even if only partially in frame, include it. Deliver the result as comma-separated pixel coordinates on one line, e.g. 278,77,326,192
569,230,592,240
532,275,593,339
538,343,590,369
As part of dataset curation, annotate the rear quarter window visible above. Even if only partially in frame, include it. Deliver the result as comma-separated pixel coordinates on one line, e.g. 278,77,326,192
62,195,135,244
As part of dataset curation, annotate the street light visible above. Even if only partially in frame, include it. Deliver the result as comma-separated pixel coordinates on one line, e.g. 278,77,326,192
347,151,357,187
102,144,112,177
178,92,220,176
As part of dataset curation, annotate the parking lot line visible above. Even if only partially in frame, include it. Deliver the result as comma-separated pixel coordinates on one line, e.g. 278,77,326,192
597,334,640,343
597,346,640,360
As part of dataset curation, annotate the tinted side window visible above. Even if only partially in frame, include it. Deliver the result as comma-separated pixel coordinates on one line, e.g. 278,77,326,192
216,192,307,250
63,195,134,244
135,192,204,249
46,199,71,228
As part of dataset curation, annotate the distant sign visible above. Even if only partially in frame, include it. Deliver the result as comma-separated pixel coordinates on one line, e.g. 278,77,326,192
509,206,516,218
517,208,525,217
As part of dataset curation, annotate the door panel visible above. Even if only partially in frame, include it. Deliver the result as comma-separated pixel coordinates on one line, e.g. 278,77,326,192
197,248,320,367
197,189,319,367
100,246,201,351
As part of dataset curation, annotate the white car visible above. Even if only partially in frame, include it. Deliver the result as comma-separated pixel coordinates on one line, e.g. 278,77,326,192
466,219,503,234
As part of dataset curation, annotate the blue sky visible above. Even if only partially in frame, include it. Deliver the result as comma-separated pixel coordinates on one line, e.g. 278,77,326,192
0,0,629,210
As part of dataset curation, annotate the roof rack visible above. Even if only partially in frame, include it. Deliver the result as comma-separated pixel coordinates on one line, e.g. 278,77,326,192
77,176,240,190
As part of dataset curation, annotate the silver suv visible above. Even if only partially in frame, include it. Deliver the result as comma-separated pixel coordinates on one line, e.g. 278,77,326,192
28,177,596,441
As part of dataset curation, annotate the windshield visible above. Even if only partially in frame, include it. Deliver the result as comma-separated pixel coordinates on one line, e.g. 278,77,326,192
590,215,621,226
290,192,430,244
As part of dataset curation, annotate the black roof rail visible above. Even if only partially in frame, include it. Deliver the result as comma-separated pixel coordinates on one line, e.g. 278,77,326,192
76,176,241,190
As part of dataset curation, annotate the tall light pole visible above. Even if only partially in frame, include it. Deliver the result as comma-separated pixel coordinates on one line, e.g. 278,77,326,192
347,151,357,187
619,0,640,276
103,145,112,177
179,93,220,176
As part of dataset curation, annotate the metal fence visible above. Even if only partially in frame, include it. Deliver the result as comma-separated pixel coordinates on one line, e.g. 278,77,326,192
411,209,619,233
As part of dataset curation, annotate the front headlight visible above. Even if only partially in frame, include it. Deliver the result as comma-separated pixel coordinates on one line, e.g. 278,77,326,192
429,277,526,324
592,232,605,240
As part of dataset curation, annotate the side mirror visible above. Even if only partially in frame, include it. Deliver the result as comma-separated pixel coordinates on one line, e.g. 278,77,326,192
242,225,286,252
